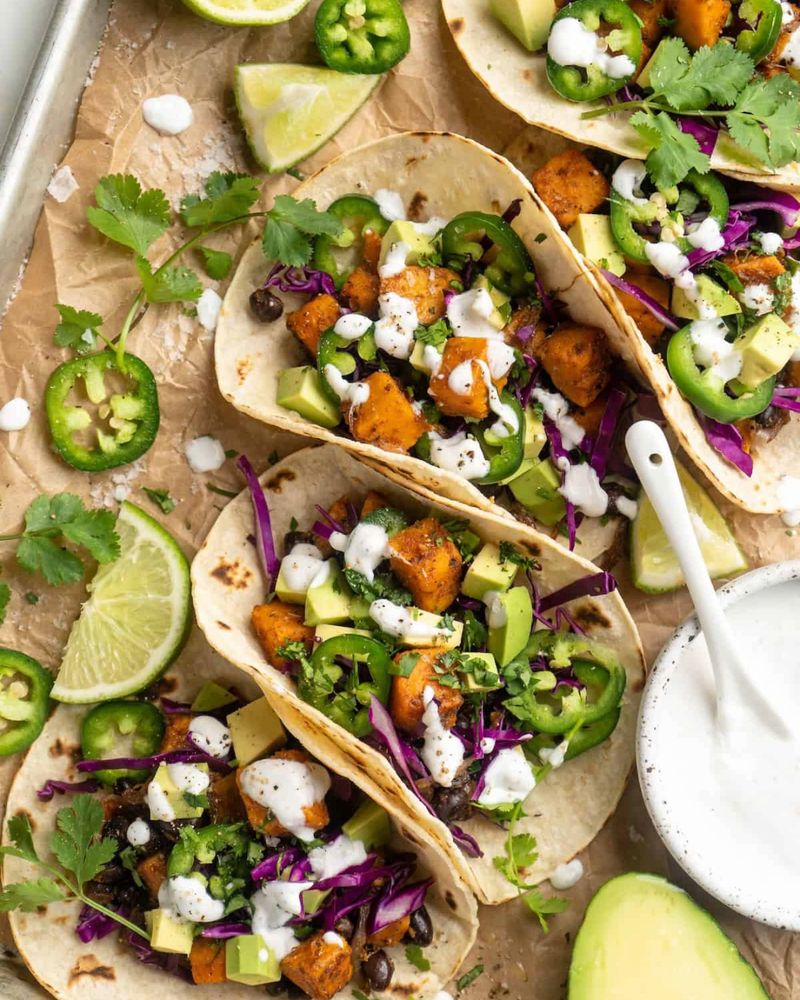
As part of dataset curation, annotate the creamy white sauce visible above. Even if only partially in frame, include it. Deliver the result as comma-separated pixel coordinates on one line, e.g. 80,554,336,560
369,599,455,641
197,288,222,331
323,365,370,407
255,879,313,927
374,189,406,222
379,241,410,279
412,217,447,237
421,343,443,375
167,762,210,796
185,435,226,472
427,430,491,480
531,388,584,451
610,160,648,206
322,931,346,948
126,818,151,847
445,358,519,439
757,231,784,254
782,24,800,65
477,747,536,807
142,94,193,135
188,715,232,758
689,317,742,382
645,241,689,279
374,292,418,359
281,543,331,593
557,458,609,518
0,398,31,432
674,270,718,320
147,780,175,822
334,313,373,340
547,17,635,78
484,590,507,629
308,834,368,880
616,495,639,520
159,876,224,923
480,736,496,755
550,858,584,890
47,164,79,203
686,218,724,253
446,288,501,339
777,474,800,526
538,740,569,768
740,282,775,317
334,522,390,581
420,686,465,787
486,339,517,379
240,758,331,841
783,0,796,24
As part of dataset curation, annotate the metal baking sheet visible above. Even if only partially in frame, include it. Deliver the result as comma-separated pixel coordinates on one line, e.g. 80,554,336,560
0,0,111,312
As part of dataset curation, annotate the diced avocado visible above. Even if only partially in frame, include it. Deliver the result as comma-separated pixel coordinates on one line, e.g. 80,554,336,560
146,908,194,956
83,366,107,404
227,698,286,766
274,562,310,605
395,607,463,649
508,458,566,527
567,215,626,277
409,339,444,373
342,799,392,849
568,872,771,1000
191,681,238,713
462,651,500,692
671,274,741,320
637,37,671,89
461,542,518,600
734,313,799,389
473,275,511,330
487,587,533,666
110,393,146,421
315,623,371,642
379,220,437,268
301,888,330,916
225,935,281,986
276,367,341,429
489,0,556,51
149,763,208,821
523,408,547,460
305,564,355,626
496,457,536,486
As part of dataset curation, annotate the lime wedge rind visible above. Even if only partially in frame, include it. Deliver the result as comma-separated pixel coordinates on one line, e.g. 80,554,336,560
51,501,191,704
181,0,311,26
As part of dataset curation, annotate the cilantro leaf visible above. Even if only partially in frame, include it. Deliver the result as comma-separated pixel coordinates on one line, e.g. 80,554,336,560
521,888,570,933
16,537,84,586
456,965,484,992
499,541,538,572
136,256,203,304
142,487,176,514
690,45,753,108
405,944,431,971
87,175,170,255
391,652,420,677
728,75,800,168
54,305,104,355
630,111,710,188
461,610,487,652
0,583,9,625
60,509,120,564
648,38,752,111
180,172,261,228
198,246,232,280
0,878,65,912
263,195,344,267
415,319,449,347
52,796,117,886
5,813,39,863
344,568,412,607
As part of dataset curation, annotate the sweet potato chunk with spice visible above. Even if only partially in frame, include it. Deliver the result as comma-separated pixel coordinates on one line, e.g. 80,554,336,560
572,392,609,439
391,647,464,734
252,600,315,669
286,294,340,355
429,337,490,419
208,771,247,824
615,273,671,346
136,853,167,902
190,938,227,985
341,268,380,316
532,151,610,229
673,0,730,49
237,749,329,837
629,0,669,46
367,915,411,947
379,266,460,325
346,372,428,453
281,932,354,1000
537,324,612,408
722,253,785,287
160,713,192,753
361,490,390,516
362,228,383,272
389,518,463,614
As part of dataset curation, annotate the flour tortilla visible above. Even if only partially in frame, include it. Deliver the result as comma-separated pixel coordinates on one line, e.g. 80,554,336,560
214,130,646,564
190,444,645,905
442,0,800,192
3,635,477,1000
504,125,800,514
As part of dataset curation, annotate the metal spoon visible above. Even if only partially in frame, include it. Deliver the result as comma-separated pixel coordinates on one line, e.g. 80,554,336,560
626,420,791,741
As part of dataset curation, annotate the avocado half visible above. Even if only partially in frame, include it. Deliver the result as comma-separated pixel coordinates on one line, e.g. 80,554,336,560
568,873,772,999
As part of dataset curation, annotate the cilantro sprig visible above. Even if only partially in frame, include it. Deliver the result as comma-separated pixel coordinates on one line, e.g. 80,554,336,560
0,797,148,941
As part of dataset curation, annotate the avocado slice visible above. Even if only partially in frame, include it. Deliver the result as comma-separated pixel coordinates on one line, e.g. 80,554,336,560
567,214,626,277
342,799,392,849
191,681,238,713
227,697,286,766
146,908,194,955
276,366,341,429
568,873,770,1000
487,586,533,666
304,564,355,626
508,457,566,527
379,220,437,268
226,935,281,986
734,313,799,389
671,274,741,321
489,0,556,51
461,542,517,600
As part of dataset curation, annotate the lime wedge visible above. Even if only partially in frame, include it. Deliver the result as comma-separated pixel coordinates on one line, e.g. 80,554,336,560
181,0,310,25
235,64,382,173
631,463,747,594
51,502,190,703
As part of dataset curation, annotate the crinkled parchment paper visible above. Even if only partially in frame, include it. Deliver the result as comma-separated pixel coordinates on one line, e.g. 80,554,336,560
0,1,797,996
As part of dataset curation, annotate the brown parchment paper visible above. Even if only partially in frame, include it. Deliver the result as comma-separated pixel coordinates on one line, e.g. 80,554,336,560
0,0,797,996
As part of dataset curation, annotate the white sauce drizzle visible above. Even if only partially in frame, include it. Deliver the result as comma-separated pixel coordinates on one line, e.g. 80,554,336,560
188,715,232,759
334,313,373,340
420,686,465,787
374,292,419,359
239,758,331,841
308,834,368,880
547,18,635,78
478,747,536,807
323,365,371,407
427,430,491,480
369,600,454,641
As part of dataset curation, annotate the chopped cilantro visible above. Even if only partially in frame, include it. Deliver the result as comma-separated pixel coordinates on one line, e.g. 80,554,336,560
142,487,176,514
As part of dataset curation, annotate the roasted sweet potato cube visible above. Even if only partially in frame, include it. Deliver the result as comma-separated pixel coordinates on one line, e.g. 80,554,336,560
429,338,490,419
341,268,380,316
286,294,340,356
236,750,329,837
379,266,460,325
190,938,227,985
629,0,669,46
208,771,247,824
615,273,671,346
390,647,464,734
673,0,731,49
389,518,463,614
160,713,192,753
361,490,390,516
362,228,383,273
537,324,612,408
367,915,411,947
136,853,167,902
252,600,315,670
572,392,609,438
347,371,429,453
532,151,610,229
722,253,785,287
281,932,354,1000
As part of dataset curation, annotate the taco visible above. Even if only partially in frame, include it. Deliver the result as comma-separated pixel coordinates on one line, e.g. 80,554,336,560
190,444,645,905
2,650,476,998
215,130,657,562
507,127,800,513
443,0,800,190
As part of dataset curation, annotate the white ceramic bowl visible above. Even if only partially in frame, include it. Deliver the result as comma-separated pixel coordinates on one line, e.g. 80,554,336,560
638,560,800,930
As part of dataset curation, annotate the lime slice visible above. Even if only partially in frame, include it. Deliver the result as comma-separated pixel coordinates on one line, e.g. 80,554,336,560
51,502,190,703
631,463,747,594
181,0,310,26
235,64,382,173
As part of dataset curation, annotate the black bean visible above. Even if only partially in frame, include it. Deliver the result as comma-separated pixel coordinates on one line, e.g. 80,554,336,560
363,950,393,991
432,772,472,823
284,530,316,551
407,906,433,947
250,288,284,322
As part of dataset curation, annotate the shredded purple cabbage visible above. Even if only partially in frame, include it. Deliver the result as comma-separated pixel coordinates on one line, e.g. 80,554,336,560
501,199,523,225
367,878,433,935
237,454,279,590
77,748,230,773
201,923,251,939
311,519,335,540
700,416,753,476
542,417,577,550
678,117,719,156
251,847,305,881
76,905,122,943
368,696,435,815
37,778,100,802
538,571,617,612
160,697,192,715
126,930,192,980
600,270,680,332
450,825,483,858
771,387,800,413
730,189,800,228
516,356,539,409
589,387,627,479
687,210,754,269
264,262,336,297
315,503,347,534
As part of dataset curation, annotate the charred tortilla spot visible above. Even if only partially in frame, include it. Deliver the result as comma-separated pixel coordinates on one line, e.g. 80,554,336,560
521,68,532,81
19,809,35,832
211,558,253,590
237,356,254,384
68,956,116,985
490,199,502,213
265,469,296,492
572,602,611,630
445,890,457,910
216,620,232,630
408,191,427,219
449,16,464,33
48,737,80,760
